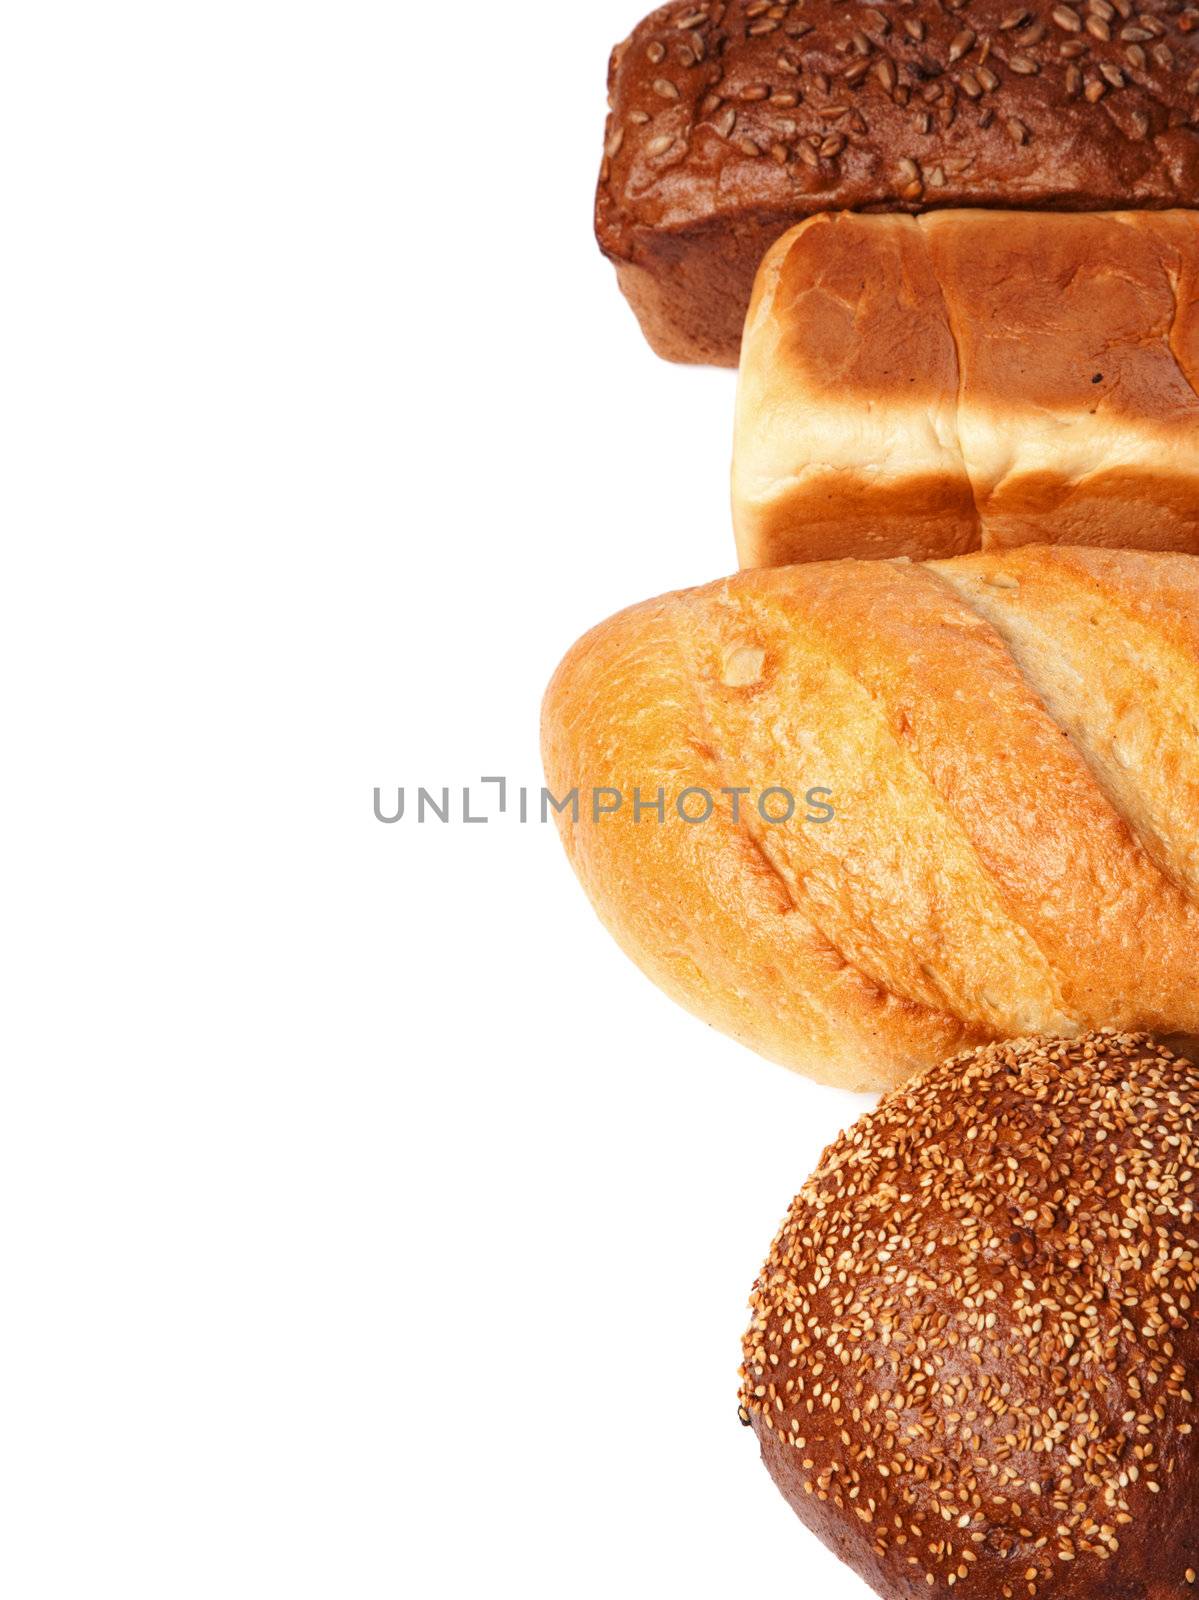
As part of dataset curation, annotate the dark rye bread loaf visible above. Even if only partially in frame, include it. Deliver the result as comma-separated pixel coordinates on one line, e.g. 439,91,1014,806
596,0,1199,364
740,1031,1199,1600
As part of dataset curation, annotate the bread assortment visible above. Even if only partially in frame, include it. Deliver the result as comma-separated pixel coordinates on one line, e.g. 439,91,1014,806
561,14,1199,1593
597,0,1199,365
733,208,1199,565
542,545,1199,1091
740,1030,1199,1600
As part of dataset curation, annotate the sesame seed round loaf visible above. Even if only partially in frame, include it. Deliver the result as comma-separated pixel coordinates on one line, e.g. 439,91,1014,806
740,1031,1199,1599
597,0,1199,364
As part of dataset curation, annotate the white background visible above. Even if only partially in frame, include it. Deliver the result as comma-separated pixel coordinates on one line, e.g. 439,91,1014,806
3,4,874,1594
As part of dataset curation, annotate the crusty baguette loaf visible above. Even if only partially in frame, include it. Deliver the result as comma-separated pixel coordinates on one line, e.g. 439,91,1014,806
733,209,1199,566
741,1030,1199,1600
596,0,1199,365
541,546,1199,1091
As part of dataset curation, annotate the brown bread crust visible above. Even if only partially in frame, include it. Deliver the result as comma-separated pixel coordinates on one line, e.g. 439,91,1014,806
540,547,1199,1091
596,0,1199,364
740,1031,1199,1599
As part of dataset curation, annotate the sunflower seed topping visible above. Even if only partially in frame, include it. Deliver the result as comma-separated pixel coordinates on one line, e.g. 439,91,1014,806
949,27,977,59
602,0,1199,217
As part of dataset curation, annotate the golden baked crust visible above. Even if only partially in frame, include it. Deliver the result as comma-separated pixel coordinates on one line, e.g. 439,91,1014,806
597,0,1199,365
733,210,1199,566
540,548,1199,1091
740,1030,1199,1600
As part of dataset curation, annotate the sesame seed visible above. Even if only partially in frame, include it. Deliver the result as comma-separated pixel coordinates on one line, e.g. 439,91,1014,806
741,1033,1199,1594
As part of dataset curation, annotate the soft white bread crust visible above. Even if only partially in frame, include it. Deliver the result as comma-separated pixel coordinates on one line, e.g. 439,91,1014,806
733,210,1199,568
541,548,1199,1092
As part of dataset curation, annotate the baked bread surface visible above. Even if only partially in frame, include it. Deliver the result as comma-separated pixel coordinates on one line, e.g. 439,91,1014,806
740,1030,1199,1599
540,547,1199,1091
596,0,1199,364
733,209,1199,565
